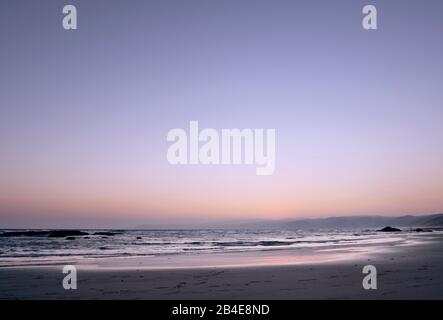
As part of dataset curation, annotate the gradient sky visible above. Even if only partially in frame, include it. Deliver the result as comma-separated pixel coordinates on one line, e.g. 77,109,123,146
1,0,443,228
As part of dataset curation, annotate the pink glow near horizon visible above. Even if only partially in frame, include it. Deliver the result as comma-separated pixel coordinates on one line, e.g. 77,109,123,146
1,1,443,227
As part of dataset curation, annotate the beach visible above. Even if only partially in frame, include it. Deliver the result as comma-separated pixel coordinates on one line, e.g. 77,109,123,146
1,232,442,299
2,0,443,304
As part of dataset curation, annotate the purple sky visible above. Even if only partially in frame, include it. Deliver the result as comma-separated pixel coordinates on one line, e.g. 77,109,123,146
1,0,443,228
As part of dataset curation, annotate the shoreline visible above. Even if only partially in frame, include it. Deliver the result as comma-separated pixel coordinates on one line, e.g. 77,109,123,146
1,233,443,299
0,230,433,270
0,237,420,271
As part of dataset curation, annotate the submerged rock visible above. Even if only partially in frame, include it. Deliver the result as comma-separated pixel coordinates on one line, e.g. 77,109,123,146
47,230,89,238
0,230,89,237
413,228,432,233
0,231,49,237
93,232,119,236
378,226,401,232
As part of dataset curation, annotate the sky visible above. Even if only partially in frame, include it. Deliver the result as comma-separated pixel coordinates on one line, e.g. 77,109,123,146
1,0,443,228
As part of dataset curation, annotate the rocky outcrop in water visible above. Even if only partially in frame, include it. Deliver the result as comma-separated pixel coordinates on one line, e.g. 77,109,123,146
378,226,401,232
93,232,120,236
47,230,88,237
0,231,49,237
0,230,89,237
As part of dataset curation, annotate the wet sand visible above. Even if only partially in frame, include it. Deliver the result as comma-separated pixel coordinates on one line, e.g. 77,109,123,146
1,233,442,299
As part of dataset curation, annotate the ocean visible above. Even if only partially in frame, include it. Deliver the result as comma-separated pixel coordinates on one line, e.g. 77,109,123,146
0,228,421,268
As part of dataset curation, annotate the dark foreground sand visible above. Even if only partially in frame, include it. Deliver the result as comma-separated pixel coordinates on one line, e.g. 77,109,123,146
1,233,443,300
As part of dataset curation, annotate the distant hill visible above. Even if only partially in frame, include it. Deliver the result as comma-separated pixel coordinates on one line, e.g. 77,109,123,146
243,213,443,230
281,214,443,230
136,213,443,230
419,214,443,227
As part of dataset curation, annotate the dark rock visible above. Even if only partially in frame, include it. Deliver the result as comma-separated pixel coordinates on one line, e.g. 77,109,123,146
0,230,90,237
65,237,76,240
0,231,50,237
47,230,89,238
378,226,401,232
84,236,90,239
93,232,119,236
413,228,432,233
136,236,142,239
